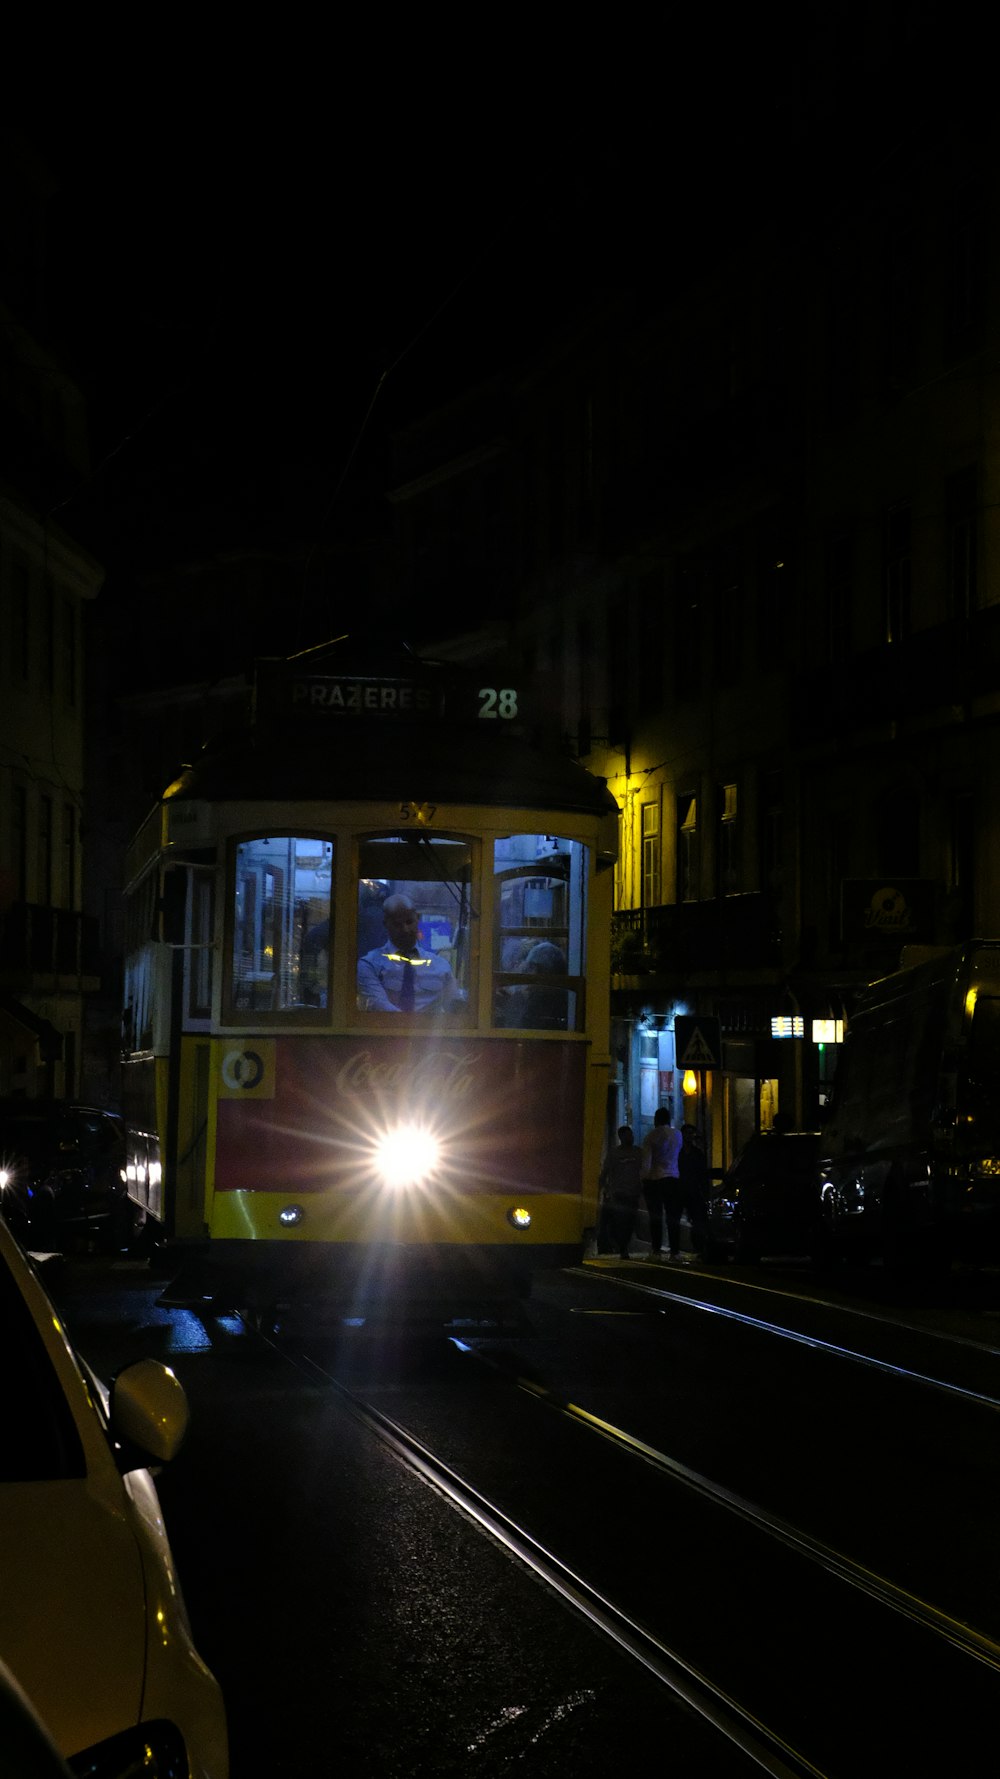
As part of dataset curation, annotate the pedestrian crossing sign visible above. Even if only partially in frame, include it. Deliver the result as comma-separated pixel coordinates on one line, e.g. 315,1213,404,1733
674,1016,721,1069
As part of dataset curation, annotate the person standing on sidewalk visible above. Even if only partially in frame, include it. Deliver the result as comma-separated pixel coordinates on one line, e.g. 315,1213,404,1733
641,1106,683,1260
599,1125,644,1259
679,1122,711,1258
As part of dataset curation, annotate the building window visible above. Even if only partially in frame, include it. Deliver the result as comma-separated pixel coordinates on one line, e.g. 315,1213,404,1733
717,783,740,897
946,466,978,621
949,789,974,937
11,559,30,680
12,784,28,900
63,597,77,706
41,587,55,694
62,803,76,909
883,502,912,644
38,795,53,906
677,793,699,903
641,800,661,908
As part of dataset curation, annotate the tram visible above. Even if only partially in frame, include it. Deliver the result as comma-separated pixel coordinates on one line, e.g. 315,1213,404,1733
119,638,618,1327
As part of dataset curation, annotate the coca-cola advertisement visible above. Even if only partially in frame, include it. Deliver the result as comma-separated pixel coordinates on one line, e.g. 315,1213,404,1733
214,1037,586,1197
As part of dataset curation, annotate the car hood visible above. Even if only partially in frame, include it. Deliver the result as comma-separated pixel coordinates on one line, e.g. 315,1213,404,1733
0,1474,146,1758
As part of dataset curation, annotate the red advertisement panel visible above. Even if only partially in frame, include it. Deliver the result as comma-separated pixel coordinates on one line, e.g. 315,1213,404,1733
214,1037,586,1196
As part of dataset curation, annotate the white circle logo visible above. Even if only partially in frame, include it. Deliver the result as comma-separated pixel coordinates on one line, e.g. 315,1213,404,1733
222,1048,264,1091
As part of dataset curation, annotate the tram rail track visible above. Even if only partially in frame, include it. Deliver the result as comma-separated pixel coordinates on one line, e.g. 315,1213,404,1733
252,1315,1000,1779
566,1264,1000,1409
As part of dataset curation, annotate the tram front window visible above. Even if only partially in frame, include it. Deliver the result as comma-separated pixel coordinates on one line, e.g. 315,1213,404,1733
230,836,333,1014
356,834,473,1019
493,835,588,1031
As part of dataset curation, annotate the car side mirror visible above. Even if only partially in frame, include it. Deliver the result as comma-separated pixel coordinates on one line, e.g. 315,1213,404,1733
109,1358,190,1472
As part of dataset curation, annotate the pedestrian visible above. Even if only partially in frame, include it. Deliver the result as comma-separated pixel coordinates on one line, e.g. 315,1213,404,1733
599,1125,644,1259
641,1106,684,1260
679,1122,710,1258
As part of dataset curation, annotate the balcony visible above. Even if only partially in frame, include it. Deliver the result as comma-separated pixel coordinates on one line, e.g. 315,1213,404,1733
612,894,782,979
0,901,101,991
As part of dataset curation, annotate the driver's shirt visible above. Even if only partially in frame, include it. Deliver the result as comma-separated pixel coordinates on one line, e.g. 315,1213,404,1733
357,943,458,1013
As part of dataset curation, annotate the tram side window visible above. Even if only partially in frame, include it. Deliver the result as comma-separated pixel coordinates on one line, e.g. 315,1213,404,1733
123,872,158,1053
356,833,473,1019
492,835,588,1031
230,836,333,1015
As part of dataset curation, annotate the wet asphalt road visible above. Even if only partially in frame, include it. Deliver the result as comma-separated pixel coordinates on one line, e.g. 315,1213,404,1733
46,1255,755,1779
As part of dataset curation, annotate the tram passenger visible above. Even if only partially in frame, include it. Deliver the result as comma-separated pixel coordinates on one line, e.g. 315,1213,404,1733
357,893,461,1014
497,940,569,1029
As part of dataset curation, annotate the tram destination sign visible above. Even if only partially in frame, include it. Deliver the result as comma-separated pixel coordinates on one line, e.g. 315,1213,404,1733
289,675,445,717
256,661,527,727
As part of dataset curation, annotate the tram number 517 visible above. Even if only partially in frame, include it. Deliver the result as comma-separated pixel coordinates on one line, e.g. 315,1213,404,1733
478,687,518,719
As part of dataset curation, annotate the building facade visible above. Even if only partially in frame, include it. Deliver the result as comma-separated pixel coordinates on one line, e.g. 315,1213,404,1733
387,104,1000,1180
0,134,105,1099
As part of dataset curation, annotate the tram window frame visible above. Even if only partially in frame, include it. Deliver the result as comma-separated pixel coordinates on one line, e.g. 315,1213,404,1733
491,834,588,1034
354,830,478,1026
223,832,335,1025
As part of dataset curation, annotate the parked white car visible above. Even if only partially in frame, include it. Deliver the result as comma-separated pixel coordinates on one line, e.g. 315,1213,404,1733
0,1215,227,1776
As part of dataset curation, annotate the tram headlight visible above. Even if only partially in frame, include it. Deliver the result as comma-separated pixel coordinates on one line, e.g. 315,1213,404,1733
279,1204,305,1226
0,1169,10,1190
507,1206,532,1230
373,1125,442,1188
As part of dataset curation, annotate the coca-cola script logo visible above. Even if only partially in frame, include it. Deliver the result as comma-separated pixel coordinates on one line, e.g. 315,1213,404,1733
336,1049,481,1102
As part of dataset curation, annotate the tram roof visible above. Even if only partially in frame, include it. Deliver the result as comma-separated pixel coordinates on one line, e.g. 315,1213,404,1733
162,718,619,819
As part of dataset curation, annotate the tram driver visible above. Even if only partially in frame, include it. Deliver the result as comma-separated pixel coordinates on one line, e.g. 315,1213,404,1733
357,893,462,1014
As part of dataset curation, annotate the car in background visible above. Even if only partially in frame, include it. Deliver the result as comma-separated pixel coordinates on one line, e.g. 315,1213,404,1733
706,1129,823,1263
0,1101,128,1252
0,1215,228,1776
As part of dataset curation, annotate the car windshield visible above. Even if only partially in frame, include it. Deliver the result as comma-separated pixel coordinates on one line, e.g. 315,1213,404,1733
0,1246,86,1481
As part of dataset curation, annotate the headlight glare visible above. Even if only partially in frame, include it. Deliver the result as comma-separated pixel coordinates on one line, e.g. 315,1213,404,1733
374,1125,442,1187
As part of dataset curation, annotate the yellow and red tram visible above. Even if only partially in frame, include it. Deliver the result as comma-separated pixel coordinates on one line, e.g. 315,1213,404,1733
120,641,618,1326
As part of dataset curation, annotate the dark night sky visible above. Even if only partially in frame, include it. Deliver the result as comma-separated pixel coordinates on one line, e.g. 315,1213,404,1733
24,22,953,657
